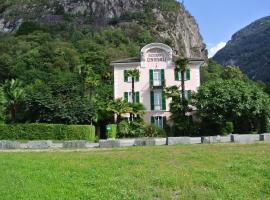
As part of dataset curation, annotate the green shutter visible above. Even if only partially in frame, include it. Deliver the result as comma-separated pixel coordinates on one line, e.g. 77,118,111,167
150,69,153,87
188,90,192,100
135,92,140,103
136,75,139,82
124,92,128,101
175,69,179,81
162,116,167,129
162,91,166,110
161,69,165,86
124,70,128,82
150,91,154,111
151,116,155,124
186,69,190,80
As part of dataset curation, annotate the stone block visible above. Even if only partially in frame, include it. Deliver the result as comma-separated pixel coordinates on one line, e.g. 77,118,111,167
0,140,21,149
25,140,53,149
118,139,135,147
231,134,260,143
154,138,167,146
202,135,231,144
167,137,202,145
260,133,270,141
63,140,87,148
99,139,120,148
85,142,99,148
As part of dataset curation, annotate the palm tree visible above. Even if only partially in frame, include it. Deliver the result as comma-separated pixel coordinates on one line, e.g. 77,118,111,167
127,69,140,121
3,79,25,122
107,98,133,124
175,57,190,116
130,103,145,120
127,69,140,104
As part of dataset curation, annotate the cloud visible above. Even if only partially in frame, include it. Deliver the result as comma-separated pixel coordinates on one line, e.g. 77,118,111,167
208,42,227,58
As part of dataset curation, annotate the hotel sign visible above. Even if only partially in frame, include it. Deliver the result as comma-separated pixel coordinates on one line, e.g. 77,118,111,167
146,48,168,62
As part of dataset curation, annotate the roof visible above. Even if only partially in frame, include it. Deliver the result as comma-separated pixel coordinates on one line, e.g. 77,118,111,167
111,56,204,65
110,57,140,64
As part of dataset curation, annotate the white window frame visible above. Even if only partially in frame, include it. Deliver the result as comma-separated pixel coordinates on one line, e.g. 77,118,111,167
154,90,162,111
153,70,161,86
153,116,163,128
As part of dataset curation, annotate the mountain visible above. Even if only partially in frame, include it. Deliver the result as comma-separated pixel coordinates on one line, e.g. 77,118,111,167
0,0,206,59
213,16,270,82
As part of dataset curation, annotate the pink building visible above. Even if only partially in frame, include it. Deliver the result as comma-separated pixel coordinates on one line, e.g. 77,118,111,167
111,43,204,128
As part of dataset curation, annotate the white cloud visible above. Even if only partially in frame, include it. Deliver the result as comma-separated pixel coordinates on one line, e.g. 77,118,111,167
208,42,227,58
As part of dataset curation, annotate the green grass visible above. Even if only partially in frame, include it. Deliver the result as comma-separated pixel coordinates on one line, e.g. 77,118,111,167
0,143,270,200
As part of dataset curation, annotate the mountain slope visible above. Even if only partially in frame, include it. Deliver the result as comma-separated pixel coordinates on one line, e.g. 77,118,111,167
0,0,206,59
213,16,270,81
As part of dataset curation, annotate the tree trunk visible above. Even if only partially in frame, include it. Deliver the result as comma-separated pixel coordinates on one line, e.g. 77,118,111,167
130,77,135,122
181,70,186,117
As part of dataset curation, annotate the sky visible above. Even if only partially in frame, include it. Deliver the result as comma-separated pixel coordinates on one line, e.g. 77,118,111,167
183,0,270,57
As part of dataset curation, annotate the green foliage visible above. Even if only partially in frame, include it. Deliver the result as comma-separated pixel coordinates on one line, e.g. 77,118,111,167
195,79,270,135
0,123,95,141
221,122,234,135
200,59,224,83
221,65,248,81
3,79,25,122
106,124,117,139
0,87,5,123
213,16,270,82
117,120,130,138
143,124,166,138
16,21,44,36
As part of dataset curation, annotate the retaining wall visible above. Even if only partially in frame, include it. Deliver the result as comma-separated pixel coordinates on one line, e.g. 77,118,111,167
0,134,269,149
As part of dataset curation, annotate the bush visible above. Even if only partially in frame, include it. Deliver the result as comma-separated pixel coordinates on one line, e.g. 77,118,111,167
221,121,234,135
117,121,130,138
144,124,166,138
107,124,117,139
0,123,95,141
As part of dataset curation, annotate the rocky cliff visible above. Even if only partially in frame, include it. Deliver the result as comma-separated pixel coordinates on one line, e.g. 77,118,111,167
214,16,270,81
0,0,206,59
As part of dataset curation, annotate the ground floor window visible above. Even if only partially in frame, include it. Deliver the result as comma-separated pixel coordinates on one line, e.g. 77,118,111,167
151,116,166,129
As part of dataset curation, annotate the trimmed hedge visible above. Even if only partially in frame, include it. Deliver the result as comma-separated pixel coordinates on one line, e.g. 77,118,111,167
0,124,95,141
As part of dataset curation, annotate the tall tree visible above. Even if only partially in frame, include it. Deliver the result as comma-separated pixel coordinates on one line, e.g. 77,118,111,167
127,69,140,121
195,79,270,135
175,57,190,116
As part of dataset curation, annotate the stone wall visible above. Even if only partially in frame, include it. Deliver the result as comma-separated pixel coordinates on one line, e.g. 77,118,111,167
0,134,269,149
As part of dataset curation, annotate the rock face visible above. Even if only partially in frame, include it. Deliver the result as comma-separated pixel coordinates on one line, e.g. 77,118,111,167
214,16,270,81
0,0,206,59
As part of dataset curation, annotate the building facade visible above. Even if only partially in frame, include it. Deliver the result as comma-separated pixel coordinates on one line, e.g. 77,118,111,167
111,43,204,128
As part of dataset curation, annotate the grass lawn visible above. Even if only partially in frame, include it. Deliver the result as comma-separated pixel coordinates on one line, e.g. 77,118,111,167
0,143,270,200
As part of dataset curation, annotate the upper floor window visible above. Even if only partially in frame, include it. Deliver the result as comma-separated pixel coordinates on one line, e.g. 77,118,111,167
153,70,161,86
124,92,140,103
150,69,165,87
124,70,139,83
175,68,190,81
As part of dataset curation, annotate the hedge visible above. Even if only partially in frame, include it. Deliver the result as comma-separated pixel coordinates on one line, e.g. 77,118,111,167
0,124,96,141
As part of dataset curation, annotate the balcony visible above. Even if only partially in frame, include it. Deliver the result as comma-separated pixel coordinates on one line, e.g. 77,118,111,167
150,79,166,89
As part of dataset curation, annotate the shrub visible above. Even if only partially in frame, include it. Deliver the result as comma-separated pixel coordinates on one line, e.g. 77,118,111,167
106,124,117,139
144,124,166,138
221,121,234,135
0,123,95,141
117,121,130,138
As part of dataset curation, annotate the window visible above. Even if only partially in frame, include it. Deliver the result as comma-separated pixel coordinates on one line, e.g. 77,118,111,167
124,70,139,83
175,69,190,81
153,70,161,86
124,92,140,103
150,90,166,111
151,116,166,129
154,90,162,110
179,90,192,100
